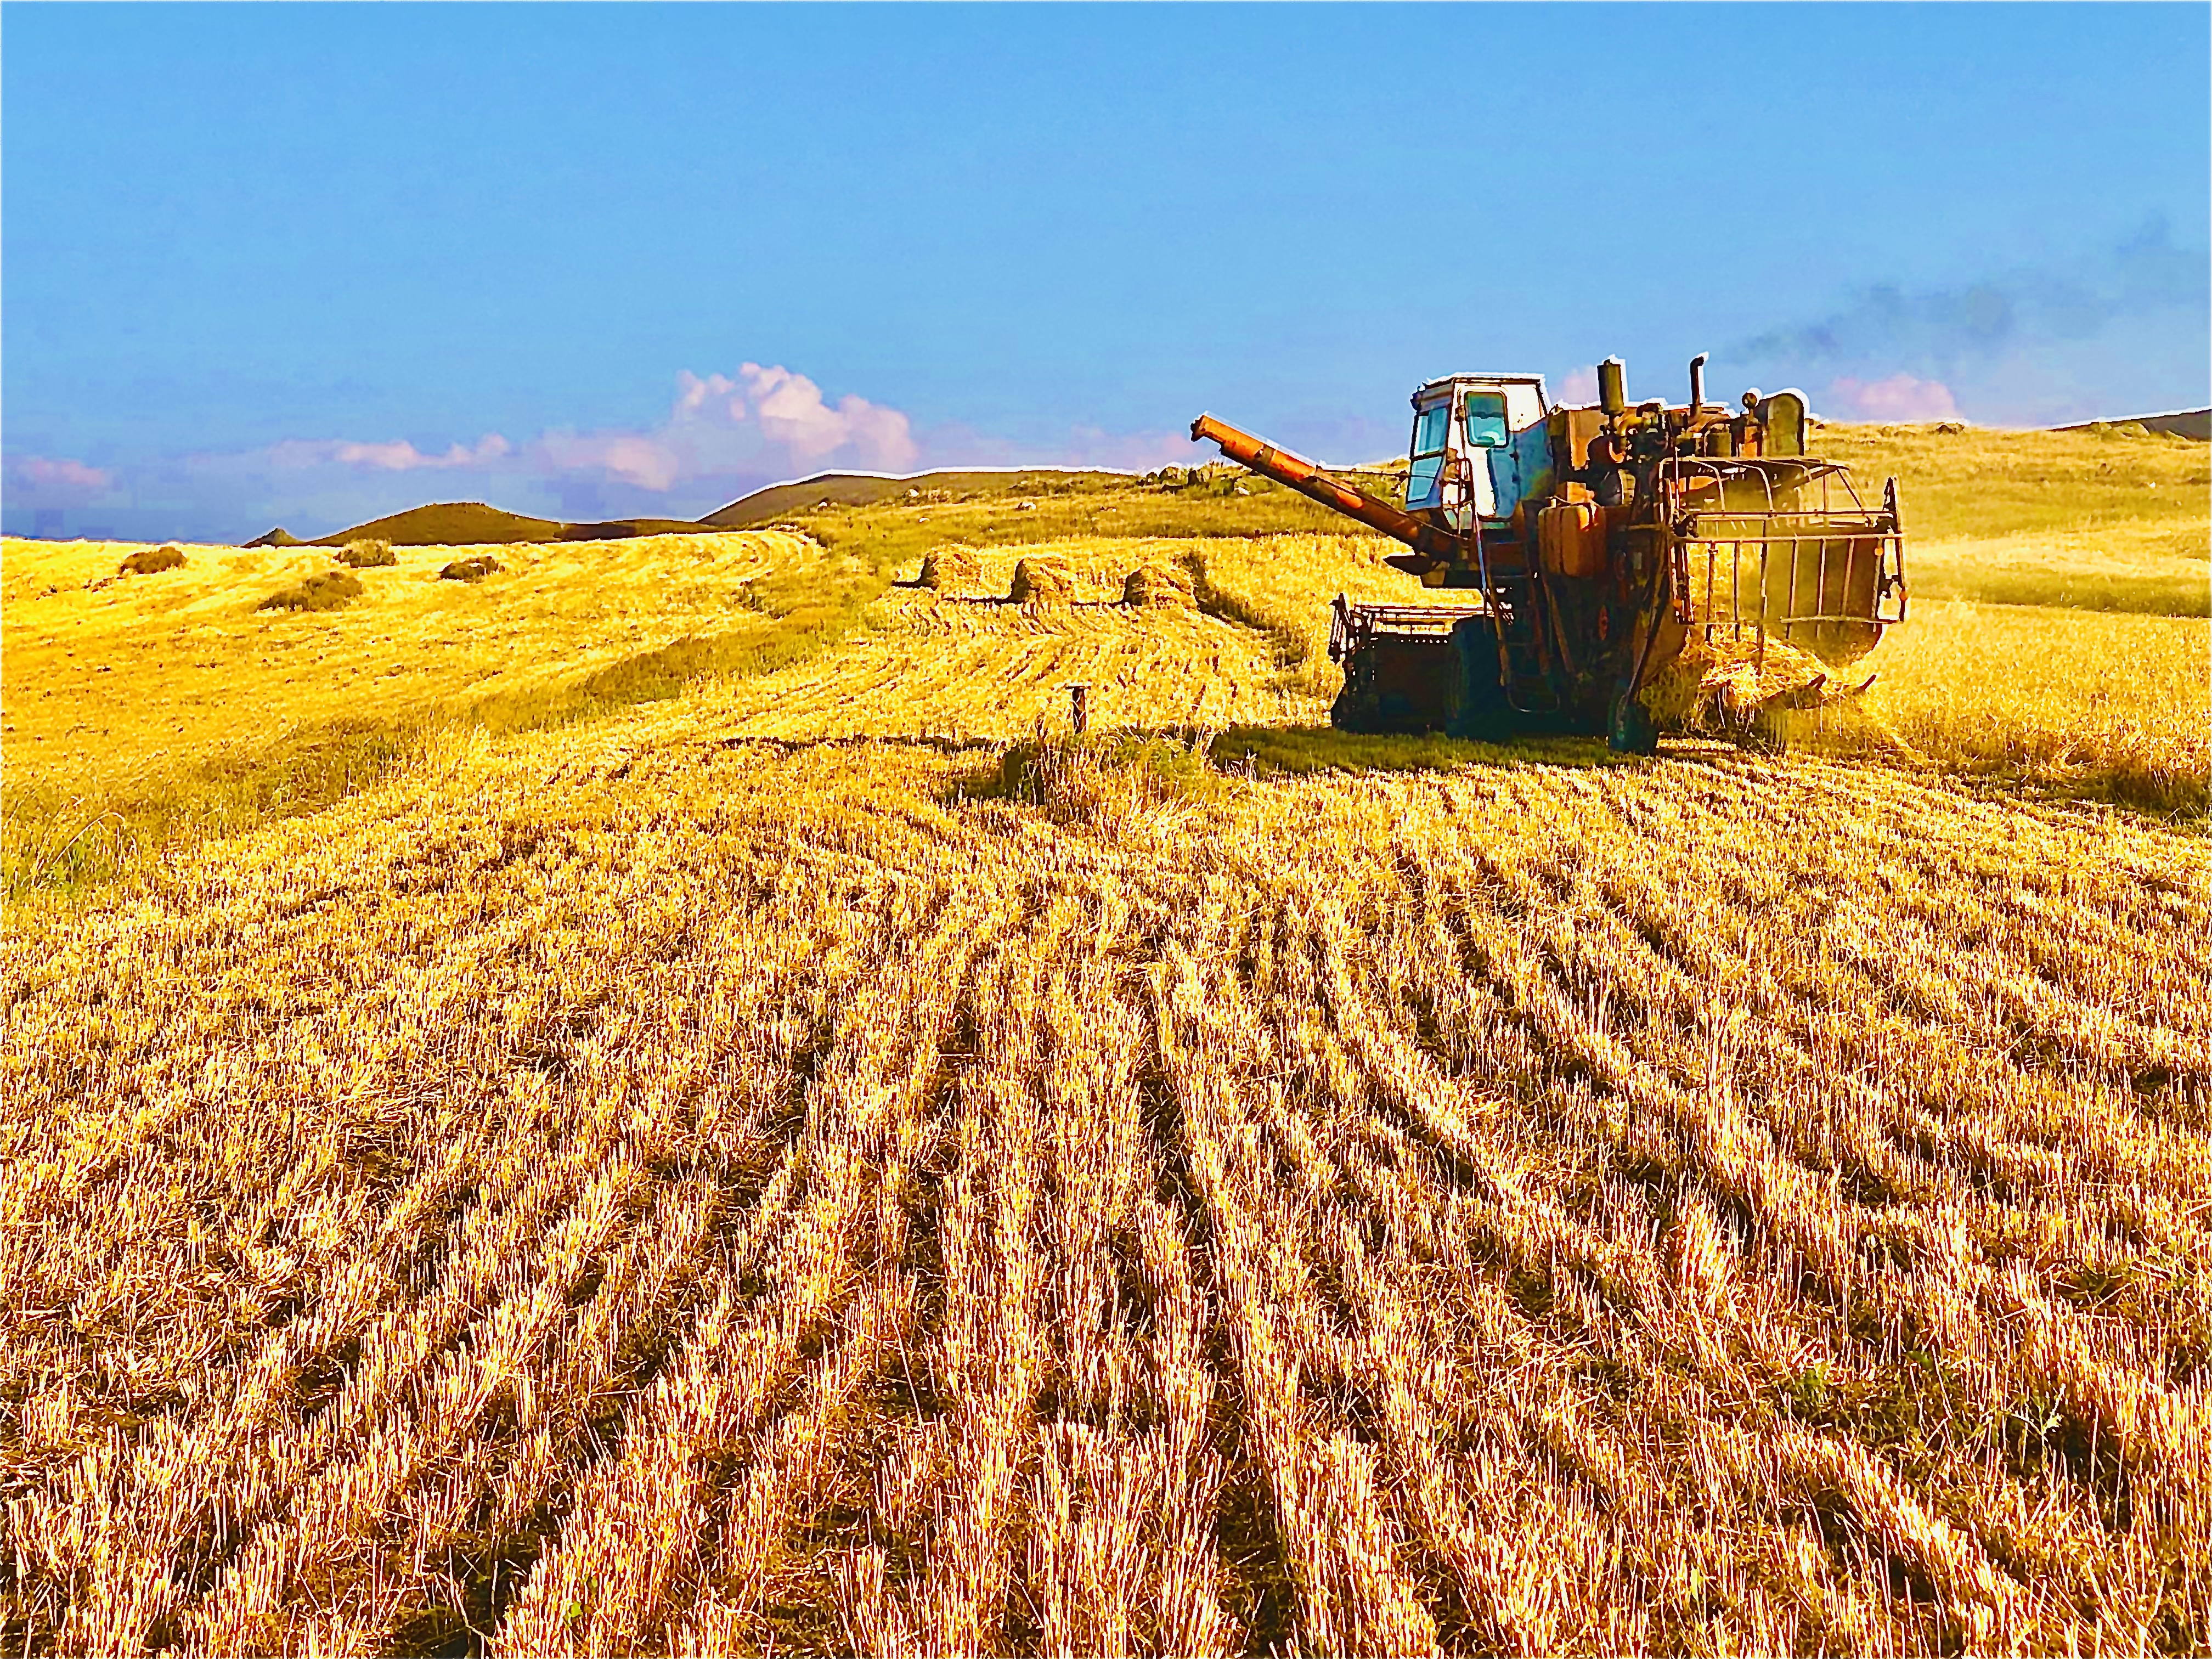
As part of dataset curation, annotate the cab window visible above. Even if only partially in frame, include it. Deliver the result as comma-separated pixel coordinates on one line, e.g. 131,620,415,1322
1410,402,1451,458
1463,391,1509,449
1406,401,1452,505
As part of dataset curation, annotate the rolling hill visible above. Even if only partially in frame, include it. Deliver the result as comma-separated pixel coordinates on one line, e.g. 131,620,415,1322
698,467,1135,527
246,501,708,549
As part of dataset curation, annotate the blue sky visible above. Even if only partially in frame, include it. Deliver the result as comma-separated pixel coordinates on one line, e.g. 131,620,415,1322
6,2,2207,540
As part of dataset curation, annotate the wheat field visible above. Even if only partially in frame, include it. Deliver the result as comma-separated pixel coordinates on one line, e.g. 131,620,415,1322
4,433,2210,1656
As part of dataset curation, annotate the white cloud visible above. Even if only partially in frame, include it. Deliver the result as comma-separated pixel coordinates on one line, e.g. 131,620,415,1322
674,370,742,419
252,366,924,501
457,365,919,496
1824,374,1961,422
732,363,918,471
14,455,114,494
268,433,512,472
1556,366,1600,406
339,434,512,471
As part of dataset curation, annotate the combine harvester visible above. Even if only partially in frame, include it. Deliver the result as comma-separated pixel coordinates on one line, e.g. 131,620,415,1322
1192,354,1908,751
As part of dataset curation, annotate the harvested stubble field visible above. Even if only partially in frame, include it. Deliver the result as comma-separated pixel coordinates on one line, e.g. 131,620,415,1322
3,422,2209,1656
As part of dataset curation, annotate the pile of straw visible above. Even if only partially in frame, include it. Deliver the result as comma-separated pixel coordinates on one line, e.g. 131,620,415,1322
1010,557,1076,604
1641,631,1832,732
919,545,980,590
119,545,185,576
1121,563,1194,607
258,570,364,613
336,538,397,569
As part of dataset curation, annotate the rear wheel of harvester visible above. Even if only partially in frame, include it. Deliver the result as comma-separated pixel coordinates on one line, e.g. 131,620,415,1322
1327,684,1381,732
1446,618,1514,743
1606,692,1659,755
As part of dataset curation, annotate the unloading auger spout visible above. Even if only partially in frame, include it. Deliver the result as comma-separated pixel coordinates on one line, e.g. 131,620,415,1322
1188,414,1464,562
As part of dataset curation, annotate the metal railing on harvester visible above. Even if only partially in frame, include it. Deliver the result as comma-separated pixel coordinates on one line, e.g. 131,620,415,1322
1656,457,1908,665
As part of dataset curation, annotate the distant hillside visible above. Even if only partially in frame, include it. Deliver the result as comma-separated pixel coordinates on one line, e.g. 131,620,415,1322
2052,409,2210,441
240,478,1135,546
246,501,704,549
701,469,1131,528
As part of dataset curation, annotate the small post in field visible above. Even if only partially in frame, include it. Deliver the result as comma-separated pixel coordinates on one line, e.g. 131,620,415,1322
1068,684,1090,733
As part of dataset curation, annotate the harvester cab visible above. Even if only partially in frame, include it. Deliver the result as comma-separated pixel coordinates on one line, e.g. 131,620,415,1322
1190,352,1906,751
1404,374,1554,537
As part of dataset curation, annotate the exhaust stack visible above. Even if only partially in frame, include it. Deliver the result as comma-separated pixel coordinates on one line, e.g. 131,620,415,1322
1598,357,1627,417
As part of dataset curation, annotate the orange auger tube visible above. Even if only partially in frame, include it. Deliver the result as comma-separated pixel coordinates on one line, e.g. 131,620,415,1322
1190,413,1465,561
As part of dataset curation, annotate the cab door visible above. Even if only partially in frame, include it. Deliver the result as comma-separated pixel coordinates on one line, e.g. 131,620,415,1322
1461,390,1515,523
1460,382,1554,528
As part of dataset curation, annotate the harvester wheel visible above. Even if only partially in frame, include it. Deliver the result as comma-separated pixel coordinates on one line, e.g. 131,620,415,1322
1606,694,1659,755
1444,618,1513,742
1327,685,1380,733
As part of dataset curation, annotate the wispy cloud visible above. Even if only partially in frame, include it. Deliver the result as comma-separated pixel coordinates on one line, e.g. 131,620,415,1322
1737,219,2203,372
1730,218,2208,422
267,434,514,473
1822,374,1960,423
1555,366,1601,407
14,454,114,494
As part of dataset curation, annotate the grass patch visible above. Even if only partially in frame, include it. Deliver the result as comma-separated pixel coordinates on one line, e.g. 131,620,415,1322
1211,724,1638,776
1781,599,2209,817
4,720,422,899
1915,567,2206,617
1903,522,2207,618
966,727,1223,831
2,525,905,909
1814,420,2209,546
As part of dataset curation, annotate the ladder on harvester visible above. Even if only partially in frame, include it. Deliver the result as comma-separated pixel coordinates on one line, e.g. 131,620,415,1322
1472,523,1561,715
